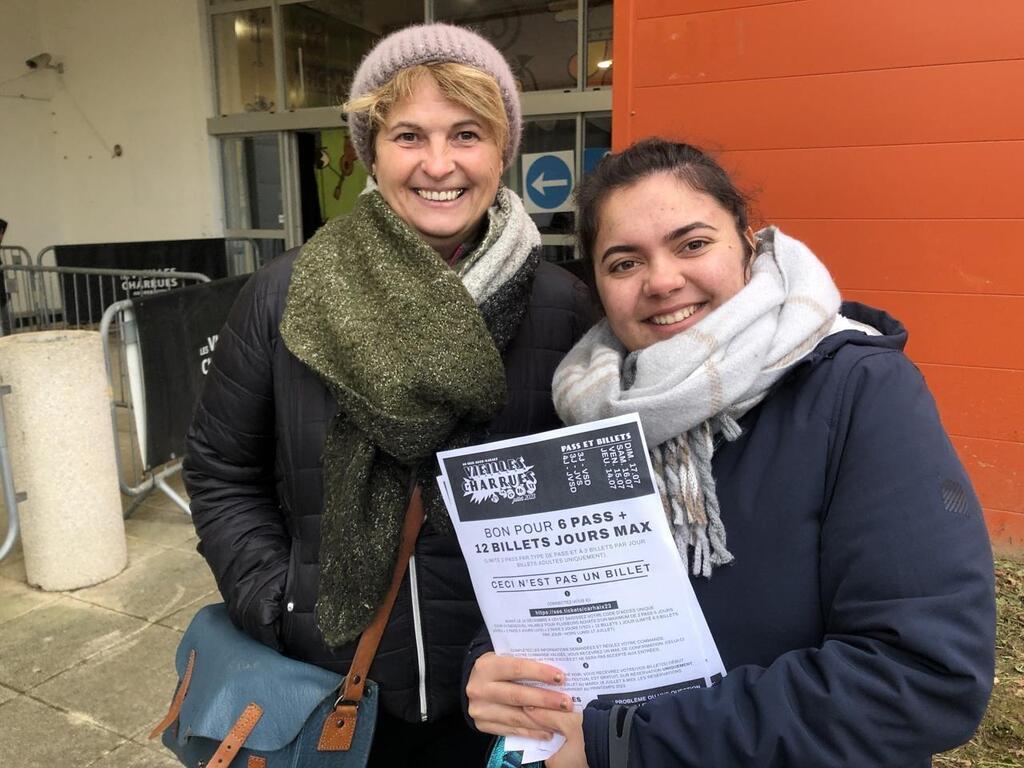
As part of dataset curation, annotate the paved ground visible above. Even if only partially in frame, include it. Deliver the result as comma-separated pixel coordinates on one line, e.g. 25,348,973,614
0,474,218,768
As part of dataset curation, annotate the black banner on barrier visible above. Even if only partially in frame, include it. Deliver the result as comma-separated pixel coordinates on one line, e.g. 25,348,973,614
131,274,250,469
1,219,9,335
53,239,228,324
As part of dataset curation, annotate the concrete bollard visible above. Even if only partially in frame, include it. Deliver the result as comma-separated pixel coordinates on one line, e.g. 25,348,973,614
0,330,127,590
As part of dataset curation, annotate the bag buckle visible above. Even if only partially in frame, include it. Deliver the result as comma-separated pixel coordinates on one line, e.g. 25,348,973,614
333,671,364,709
332,693,359,710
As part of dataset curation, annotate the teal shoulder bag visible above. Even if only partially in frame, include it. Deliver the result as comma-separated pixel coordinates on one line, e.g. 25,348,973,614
151,487,424,768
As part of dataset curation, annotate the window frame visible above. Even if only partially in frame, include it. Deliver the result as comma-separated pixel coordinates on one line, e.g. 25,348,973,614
203,0,613,254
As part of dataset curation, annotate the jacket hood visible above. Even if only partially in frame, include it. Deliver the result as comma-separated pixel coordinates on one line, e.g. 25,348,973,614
800,301,908,368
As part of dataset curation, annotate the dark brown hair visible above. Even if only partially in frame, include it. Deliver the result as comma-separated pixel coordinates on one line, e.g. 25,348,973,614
576,138,753,269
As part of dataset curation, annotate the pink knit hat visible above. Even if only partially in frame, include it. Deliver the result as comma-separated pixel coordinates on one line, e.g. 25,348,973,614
346,23,522,171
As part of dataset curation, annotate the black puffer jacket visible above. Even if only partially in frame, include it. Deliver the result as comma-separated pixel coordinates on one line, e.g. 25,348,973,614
184,248,595,723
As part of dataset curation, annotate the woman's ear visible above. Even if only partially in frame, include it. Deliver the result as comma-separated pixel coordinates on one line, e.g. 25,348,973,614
744,226,757,256
744,226,757,283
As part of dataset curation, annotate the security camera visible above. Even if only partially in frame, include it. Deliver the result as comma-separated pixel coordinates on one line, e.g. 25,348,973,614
25,53,63,73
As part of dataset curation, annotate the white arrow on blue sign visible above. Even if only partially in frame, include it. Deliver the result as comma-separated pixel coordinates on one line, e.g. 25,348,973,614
521,151,575,214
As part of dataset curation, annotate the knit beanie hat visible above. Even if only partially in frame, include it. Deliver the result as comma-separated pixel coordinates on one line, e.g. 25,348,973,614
347,23,522,170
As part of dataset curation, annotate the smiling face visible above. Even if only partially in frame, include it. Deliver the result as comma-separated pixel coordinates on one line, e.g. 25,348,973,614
594,172,751,352
372,74,503,259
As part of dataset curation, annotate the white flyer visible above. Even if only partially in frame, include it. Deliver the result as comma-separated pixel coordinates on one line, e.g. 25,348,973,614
436,413,725,762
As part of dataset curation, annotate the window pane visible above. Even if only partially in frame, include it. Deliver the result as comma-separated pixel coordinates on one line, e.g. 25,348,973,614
434,0,578,91
221,135,283,231
311,129,369,217
253,238,287,264
540,244,576,265
508,117,577,262
586,0,613,87
282,1,423,110
583,114,611,176
213,8,277,114
294,128,370,240
224,237,285,273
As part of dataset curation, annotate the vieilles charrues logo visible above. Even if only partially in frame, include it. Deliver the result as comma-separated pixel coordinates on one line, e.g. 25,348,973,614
461,456,537,504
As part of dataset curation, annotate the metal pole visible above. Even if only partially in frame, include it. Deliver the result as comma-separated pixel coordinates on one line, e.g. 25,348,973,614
100,299,142,501
0,384,27,561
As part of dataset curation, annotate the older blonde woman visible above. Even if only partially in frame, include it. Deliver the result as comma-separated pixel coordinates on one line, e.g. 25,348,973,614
184,24,594,766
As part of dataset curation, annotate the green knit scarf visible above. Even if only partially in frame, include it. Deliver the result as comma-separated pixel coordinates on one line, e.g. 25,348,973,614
281,189,539,647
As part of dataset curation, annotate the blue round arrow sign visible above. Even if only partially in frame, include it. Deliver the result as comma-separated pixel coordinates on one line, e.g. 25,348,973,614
525,154,573,210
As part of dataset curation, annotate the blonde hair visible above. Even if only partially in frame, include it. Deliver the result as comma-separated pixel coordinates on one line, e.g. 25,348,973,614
344,62,509,166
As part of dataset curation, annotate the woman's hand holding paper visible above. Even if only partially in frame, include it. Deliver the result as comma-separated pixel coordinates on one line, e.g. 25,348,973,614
466,652,572,741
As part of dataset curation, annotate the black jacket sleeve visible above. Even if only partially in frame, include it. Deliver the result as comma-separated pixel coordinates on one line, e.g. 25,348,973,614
183,269,291,649
583,351,995,767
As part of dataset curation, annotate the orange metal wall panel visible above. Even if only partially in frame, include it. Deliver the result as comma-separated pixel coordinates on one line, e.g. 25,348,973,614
984,509,1024,553
614,0,1024,548
630,60,1024,150
613,0,637,150
720,143,1024,221
953,437,1024,516
637,0,799,19
770,220,1024,296
631,0,1024,91
920,365,1024,445
842,291,1024,370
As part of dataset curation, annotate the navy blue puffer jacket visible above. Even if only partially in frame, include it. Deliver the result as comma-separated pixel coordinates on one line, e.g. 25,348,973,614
184,250,595,723
577,303,995,768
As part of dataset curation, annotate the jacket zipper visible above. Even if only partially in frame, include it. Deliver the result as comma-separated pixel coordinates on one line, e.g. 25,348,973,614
408,554,429,721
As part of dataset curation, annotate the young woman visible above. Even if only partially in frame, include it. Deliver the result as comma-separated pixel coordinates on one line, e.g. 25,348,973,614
184,24,594,767
466,138,995,767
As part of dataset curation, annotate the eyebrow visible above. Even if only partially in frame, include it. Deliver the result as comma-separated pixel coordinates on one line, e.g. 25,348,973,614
599,221,717,263
386,119,483,132
387,121,423,132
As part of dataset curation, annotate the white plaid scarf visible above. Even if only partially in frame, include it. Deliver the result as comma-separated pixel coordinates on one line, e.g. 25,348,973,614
553,228,842,576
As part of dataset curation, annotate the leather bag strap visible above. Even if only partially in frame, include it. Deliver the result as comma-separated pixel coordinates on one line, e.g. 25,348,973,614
318,484,426,751
208,702,263,768
149,649,196,739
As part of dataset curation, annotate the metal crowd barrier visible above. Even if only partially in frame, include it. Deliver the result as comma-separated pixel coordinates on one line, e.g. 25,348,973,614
0,246,31,561
0,381,24,562
34,237,260,274
98,298,200,516
0,246,30,265
1,246,34,335
26,238,255,328
0,264,211,562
